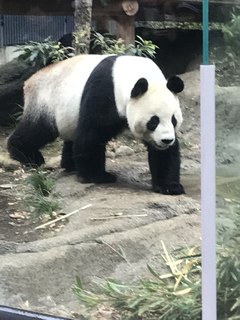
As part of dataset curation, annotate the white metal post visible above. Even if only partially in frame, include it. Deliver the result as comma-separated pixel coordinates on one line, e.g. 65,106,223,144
200,64,216,320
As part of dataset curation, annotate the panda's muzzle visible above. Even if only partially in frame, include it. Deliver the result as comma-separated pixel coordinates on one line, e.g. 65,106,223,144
161,139,174,145
153,138,175,150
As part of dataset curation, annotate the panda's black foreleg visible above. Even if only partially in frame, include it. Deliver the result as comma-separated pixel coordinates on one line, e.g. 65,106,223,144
61,141,76,172
73,129,116,184
147,140,185,195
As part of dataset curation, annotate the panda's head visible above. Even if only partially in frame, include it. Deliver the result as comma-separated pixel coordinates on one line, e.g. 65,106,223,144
127,76,184,150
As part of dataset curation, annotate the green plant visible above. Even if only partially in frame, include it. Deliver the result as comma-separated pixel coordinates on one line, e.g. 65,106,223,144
129,35,159,58
15,37,75,68
27,193,60,219
90,31,129,54
217,199,240,318
26,170,55,196
73,243,202,320
73,26,92,54
73,202,240,319
217,246,240,319
25,170,60,219
212,12,240,85
222,14,240,54
91,32,158,58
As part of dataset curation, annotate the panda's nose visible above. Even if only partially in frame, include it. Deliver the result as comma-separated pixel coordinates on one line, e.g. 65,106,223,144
162,139,174,145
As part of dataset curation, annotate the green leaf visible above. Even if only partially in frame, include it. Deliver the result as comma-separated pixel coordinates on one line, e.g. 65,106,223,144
147,264,160,278
75,276,83,289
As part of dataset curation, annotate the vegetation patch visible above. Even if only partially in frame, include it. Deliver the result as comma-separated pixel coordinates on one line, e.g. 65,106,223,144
73,201,240,319
211,11,240,86
15,37,75,68
90,32,158,58
24,170,60,219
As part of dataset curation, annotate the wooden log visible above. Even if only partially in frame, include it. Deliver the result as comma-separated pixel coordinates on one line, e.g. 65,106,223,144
93,0,139,17
115,15,136,44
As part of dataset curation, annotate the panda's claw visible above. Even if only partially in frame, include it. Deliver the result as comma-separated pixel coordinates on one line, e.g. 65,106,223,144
166,182,186,195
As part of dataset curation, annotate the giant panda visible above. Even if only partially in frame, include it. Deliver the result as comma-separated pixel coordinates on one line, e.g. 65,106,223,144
7,54,185,195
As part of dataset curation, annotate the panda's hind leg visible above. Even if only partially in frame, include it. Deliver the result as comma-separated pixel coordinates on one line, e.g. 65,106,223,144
73,128,116,184
7,115,58,167
74,143,117,184
61,141,76,172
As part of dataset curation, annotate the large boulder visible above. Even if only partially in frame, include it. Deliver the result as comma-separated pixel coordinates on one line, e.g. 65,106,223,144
0,59,38,126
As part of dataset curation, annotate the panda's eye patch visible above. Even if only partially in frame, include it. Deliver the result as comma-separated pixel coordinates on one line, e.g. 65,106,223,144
147,116,160,131
172,115,177,127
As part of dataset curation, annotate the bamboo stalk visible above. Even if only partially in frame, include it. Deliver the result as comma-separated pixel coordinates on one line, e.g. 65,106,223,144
35,204,92,230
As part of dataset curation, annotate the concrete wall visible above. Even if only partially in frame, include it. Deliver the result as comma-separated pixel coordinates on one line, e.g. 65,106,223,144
0,46,19,65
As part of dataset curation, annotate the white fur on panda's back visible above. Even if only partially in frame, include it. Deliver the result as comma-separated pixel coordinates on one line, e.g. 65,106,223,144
112,56,166,116
24,55,108,141
23,55,167,141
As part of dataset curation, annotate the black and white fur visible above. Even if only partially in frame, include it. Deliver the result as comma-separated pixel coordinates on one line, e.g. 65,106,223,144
7,55,185,195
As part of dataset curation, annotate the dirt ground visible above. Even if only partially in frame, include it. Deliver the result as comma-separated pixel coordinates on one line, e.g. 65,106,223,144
0,127,48,243
0,127,200,241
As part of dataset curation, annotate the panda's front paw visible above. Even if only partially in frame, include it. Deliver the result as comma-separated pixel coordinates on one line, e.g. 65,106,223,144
165,182,185,195
153,182,185,195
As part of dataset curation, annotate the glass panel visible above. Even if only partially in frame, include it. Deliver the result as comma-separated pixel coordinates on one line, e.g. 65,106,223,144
0,1,201,319
209,1,240,319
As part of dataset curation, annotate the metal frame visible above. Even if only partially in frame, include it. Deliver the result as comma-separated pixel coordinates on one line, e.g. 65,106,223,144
200,64,216,320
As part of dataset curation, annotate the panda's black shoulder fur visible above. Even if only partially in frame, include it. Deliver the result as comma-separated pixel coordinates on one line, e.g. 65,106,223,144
72,55,128,183
78,55,128,139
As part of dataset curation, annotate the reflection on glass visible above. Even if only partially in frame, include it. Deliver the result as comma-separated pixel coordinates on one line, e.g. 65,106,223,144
0,1,202,319
209,2,240,319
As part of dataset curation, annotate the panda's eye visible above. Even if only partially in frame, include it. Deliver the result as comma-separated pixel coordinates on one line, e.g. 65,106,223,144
172,115,177,127
147,116,160,131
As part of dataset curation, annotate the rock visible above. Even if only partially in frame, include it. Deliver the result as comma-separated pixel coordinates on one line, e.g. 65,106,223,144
45,156,61,170
0,154,19,171
0,59,39,126
115,145,134,157
106,150,115,159
215,86,240,165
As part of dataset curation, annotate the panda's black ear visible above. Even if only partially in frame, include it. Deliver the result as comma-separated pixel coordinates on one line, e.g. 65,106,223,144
131,78,148,98
167,76,184,93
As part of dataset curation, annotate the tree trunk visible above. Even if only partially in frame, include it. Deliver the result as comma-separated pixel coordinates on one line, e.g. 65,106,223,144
74,0,93,54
